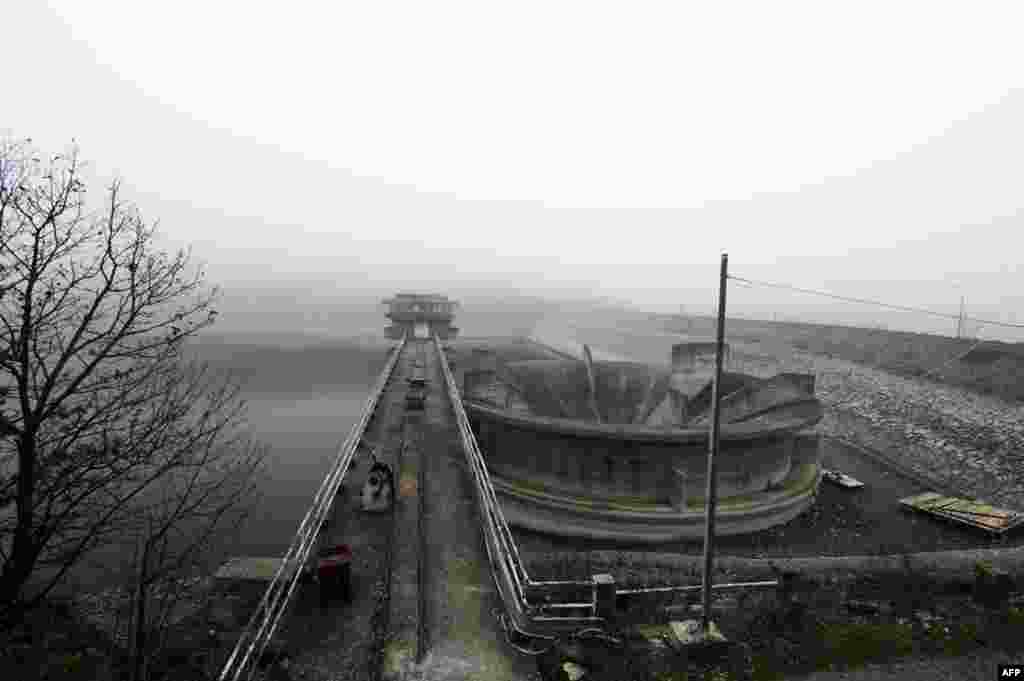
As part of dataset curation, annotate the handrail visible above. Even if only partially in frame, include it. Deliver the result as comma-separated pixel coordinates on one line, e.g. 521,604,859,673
218,335,407,681
434,335,602,642
435,339,540,616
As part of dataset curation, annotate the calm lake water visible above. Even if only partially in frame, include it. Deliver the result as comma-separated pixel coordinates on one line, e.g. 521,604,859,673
55,389,373,595
234,391,371,557
52,338,386,594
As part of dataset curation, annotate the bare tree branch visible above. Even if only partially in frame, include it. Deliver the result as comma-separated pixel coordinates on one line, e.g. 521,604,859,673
0,137,266,649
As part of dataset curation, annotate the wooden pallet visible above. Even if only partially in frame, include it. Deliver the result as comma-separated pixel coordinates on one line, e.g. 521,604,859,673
899,492,1024,535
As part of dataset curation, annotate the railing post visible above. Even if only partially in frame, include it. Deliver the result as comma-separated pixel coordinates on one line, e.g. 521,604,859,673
217,336,405,681
592,574,616,620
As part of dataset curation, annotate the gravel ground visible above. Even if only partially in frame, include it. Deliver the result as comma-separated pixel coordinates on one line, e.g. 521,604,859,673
727,338,1024,510
784,649,1021,681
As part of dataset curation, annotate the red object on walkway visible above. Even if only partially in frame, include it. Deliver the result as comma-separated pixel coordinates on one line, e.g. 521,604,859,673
317,544,352,566
317,544,353,605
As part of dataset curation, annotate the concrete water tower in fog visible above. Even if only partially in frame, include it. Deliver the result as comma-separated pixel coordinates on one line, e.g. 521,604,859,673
382,293,459,339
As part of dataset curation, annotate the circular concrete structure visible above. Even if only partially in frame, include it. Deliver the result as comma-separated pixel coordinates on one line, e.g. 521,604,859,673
463,355,824,542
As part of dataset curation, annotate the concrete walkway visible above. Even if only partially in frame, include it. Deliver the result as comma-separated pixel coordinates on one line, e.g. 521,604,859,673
275,348,408,681
385,339,540,681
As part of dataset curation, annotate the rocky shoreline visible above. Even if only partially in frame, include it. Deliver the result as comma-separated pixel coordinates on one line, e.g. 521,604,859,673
731,341,1024,509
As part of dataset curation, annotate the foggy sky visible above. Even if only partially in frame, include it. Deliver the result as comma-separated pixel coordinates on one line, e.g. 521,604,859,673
7,3,1023,342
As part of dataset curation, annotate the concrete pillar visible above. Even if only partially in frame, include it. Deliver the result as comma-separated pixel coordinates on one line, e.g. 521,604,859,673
671,342,730,372
573,445,586,489
671,466,695,511
592,574,616,620
554,442,569,481
669,389,688,425
566,444,580,486
768,436,795,489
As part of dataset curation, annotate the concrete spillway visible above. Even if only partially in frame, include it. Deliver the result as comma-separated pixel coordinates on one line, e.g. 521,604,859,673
460,342,824,542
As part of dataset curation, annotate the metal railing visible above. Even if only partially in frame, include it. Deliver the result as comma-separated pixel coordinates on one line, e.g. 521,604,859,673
218,335,407,681
434,336,601,641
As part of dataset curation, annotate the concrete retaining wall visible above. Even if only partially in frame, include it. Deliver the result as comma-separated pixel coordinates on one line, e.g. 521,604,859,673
470,404,818,503
470,404,822,541
524,546,1024,589
494,470,818,542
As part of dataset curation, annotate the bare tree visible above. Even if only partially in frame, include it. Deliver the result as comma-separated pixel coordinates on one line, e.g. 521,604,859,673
0,136,266,644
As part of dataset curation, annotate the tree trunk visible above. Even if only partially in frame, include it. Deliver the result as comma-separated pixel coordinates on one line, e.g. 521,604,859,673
130,540,150,681
1,435,37,610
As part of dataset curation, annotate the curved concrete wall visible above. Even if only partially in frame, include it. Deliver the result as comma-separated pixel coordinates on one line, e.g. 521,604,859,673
473,409,805,502
467,399,823,541
495,473,818,542
485,434,822,542
463,352,824,541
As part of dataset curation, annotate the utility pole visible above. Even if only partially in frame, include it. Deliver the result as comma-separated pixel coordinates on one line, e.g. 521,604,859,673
701,252,728,636
956,297,966,339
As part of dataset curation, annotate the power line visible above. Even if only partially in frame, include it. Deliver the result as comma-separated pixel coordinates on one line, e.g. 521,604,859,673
728,275,1024,331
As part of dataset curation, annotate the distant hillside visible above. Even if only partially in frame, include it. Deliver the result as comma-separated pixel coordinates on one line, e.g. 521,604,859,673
657,314,1024,403
207,283,637,341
